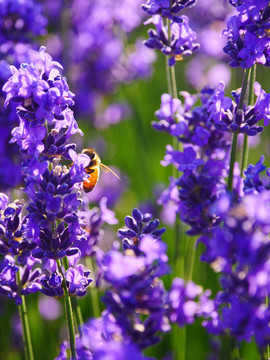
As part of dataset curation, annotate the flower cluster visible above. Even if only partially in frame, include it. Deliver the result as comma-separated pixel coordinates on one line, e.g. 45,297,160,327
143,0,199,66
100,210,170,349
223,0,270,68
243,155,270,194
202,190,270,347
118,208,166,255
75,197,118,258
144,14,199,66
142,0,196,21
206,81,270,135
56,208,214,359
167,278,215,327
154,87,231,234
3,47,81,155
0,47,93,303
56,312,154,360
0,0,48,191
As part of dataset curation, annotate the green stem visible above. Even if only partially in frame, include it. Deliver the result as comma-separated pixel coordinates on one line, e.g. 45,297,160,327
16,272,34,360
227,68,251,191
238,68,251,111
71,297,84,337
240,134,249,177
57,259,77,360
65,295,77,360
166,56,173,96
166,18,173,97
172,324,186,360
85,256,100,318
170,65,178,100
227,132,238,191
240,65,257,177
62,257,84,336
185,236,197,281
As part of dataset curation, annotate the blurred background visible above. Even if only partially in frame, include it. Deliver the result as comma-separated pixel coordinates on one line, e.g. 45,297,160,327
0,0,270,359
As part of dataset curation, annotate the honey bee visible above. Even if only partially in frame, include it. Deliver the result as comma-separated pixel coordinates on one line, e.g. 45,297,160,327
82,148,120,192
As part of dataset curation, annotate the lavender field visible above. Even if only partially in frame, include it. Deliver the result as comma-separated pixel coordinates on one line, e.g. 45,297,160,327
1,0,270,359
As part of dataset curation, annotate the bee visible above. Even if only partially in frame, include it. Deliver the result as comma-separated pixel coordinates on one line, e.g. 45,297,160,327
82,148,120,193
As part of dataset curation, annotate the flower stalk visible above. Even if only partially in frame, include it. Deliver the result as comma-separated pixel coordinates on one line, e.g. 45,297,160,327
85,257,100,319
227,67,251,190
57,259,77,360
16,271,34,360
241,65,257,176
71,297,84,337
62,256,84,337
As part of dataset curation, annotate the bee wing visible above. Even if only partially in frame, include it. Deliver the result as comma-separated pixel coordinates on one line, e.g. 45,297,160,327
99,162,121,180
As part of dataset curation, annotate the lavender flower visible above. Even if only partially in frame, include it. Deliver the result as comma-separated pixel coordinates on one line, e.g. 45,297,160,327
75,197,118,258
0,197,38,264
56,312,154,360
0,60,23,190
201,190,270,347
2,47,92,302
207,81,269,135
243,156,267,194
99,214,170,349
144,14,199,66
167,278,215,327
117,208,166,255
142,0,196,20
154,87,231,234
65,264,92,297
0,254,42,304
0,0,48,191
55,335,93,360
223,0,270,68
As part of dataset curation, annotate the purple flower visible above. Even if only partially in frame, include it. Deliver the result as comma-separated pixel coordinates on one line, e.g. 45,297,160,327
144,15,199,66
253,81,270,126
65,264,92,297
243,156,267,194
167,278,213,326
55,335,93,360
0,193,9,210
1,47,95,304
0,254,42,304
118,208,166,255
155,86,231,234
223,1,270,68
99,230,170,348
0,198,38,262
206,81,266,135
201,190,270,347
75,197,118,258
237,32,269,68
142,0,196,20
152,93,186,134
169,146,205,171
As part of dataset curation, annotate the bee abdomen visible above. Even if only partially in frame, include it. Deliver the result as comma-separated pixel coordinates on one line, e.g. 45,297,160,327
83,168,100,192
